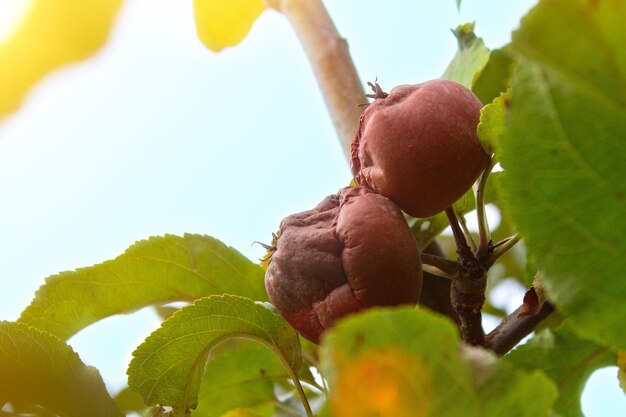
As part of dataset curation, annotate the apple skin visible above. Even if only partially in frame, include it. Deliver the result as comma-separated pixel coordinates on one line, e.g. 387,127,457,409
351,79,489,218
265,186,422,344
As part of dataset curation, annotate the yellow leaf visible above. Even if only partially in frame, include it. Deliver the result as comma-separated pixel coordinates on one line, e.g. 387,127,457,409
194,0,266,52
331,348,433,417
0,0,125,120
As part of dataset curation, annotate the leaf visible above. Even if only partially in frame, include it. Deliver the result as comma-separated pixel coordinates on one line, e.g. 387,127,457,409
114,386,147,415
506,324,614,417
220,409,266,417
477,362,557,417
472,48,514,104
194,0,266,52
442,23,491,89
192,343,285,417
19,234,267,340
127,295,301,416
0,321,122,417
456,0,462,12
477,90,509,155
321,308,556,417
321,307,479,417
497,0,626,349
0,0,125,120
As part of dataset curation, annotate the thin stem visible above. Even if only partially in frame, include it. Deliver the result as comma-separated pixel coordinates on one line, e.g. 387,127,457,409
272,400,305,417
301,350,320,371
420,253,461,279
457,211,477,252
485,301,555,356
445,207,472,258
489,234,521,266
267,0,366,159
421,264,459,281
474,159,495,263
291,374,315,417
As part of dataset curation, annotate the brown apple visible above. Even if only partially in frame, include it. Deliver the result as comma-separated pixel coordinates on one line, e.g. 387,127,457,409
264,186,422,344
351,79,489,218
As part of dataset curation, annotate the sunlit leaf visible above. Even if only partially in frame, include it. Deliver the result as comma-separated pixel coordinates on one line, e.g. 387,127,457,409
19,234,267,340
477,90,509,155
0,321,121,417
127,295,301,416
472,48,514,104
506,324,614,417
0,0,125,120
321,308,556,417
194,0,266,52
321,308,478,417
442,22,491,89
497,0,626,349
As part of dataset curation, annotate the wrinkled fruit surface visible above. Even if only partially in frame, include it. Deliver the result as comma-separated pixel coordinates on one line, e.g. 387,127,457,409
265,186,422,344
351,79,489,218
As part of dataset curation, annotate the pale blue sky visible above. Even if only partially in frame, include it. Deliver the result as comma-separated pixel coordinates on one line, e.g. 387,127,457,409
0,0,623,415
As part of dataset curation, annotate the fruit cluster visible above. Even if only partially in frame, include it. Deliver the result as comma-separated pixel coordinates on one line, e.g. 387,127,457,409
265,79,489,343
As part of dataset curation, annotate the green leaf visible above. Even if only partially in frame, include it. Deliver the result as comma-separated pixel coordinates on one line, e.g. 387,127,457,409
442,22,491,89
192,343,284,417
506,324,615,417
321,308,556,417
455,0,462,12
220,409,266,417
478,362,557,417
477,90,509,155
497,0,626,349
472,48,514,104
19,234,267,340
321,307,479,417
127,295,301,416
0,321,121,417
114,386,147,415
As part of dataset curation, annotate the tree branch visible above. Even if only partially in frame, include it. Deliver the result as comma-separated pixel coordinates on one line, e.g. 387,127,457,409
267,0,366,159
446,207,487,347
485,301,555,356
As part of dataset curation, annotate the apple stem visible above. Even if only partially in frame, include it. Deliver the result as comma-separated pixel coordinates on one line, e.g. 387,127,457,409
457,211,478,252
474,158,495,263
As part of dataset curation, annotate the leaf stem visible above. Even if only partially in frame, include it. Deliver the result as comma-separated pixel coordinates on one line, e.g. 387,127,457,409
489,234,521,266
272,400,306,417
266,0,366,159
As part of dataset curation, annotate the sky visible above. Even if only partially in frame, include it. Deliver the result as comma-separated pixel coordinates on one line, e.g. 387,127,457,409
0,0,623,415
